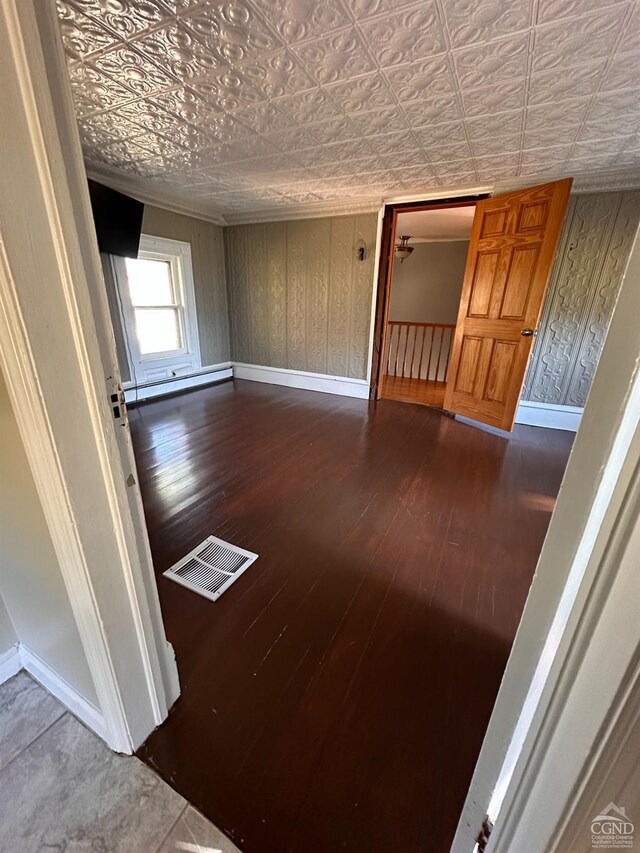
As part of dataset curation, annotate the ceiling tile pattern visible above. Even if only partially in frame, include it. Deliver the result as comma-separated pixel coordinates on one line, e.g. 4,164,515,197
57,0,640,216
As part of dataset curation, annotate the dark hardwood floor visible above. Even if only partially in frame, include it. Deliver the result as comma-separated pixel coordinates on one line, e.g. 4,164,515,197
130,379,573,853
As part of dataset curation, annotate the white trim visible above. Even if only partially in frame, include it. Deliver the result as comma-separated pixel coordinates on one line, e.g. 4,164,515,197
495,167,640,195
0,645,21,685
451,224,640,851
0,642,107,741
224,198,382,225
139,235,201,367
486,368,640,852
87,168,227,227
114,235,202,383
20,644,107,742
124,363,232,403
223,188,494,226
514,400,583,431
0,0,178,755
90,169,640,230
232,362,370,399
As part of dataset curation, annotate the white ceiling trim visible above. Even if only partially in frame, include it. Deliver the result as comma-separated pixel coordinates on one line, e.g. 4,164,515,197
87,168,228,227
225,184,494,225
87,168,640,229
224,197,382,225
495,167,640,196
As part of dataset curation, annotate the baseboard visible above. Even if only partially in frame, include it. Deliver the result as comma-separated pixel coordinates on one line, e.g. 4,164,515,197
19,645,107,742
0,644,21,685
124,363,232,403
515,400,583,432
232,362,370,399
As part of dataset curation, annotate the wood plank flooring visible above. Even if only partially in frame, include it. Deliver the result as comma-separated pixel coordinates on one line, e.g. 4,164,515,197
380,373,447,408
131,379,573,853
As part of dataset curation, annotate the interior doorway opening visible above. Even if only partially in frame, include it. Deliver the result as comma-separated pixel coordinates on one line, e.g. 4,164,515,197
373,180,574,433
380,203,475,409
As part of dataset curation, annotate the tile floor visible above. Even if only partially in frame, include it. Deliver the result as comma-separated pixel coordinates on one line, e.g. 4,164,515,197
0,671,242,853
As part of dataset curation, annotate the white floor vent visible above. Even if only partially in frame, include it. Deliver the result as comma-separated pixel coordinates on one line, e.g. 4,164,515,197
163,536,258,602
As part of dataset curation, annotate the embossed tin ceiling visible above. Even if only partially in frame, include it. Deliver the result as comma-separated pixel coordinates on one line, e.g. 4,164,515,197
57,0,640,220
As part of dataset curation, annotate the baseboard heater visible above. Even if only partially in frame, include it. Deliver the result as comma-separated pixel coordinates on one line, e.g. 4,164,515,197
124,364,232,404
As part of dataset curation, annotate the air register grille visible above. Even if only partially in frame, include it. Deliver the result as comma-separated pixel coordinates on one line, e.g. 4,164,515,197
163,536,258,602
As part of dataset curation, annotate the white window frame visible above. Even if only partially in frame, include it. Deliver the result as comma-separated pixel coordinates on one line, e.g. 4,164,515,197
114,235,201,386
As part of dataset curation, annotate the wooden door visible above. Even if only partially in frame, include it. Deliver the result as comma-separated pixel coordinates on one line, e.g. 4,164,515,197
443,179,572,430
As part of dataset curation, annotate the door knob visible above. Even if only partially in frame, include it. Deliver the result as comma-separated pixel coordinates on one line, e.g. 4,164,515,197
520,328,535,337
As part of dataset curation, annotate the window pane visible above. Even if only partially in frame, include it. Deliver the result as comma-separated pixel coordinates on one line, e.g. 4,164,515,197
126,258,174,306
134,308,182,355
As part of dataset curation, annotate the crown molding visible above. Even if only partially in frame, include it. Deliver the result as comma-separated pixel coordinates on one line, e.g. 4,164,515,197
86,168,228,227
86,166,640,233
223,196,383,225
495,168,640,196
223,185,496,225
571,168,640,194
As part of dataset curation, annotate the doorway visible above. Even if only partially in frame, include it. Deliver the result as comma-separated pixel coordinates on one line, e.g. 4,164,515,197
373,180,574,432
380,203,475,409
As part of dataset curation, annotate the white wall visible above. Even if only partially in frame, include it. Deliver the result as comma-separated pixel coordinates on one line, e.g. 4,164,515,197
0,369,97,703
0,593,17,654
388,241,469,324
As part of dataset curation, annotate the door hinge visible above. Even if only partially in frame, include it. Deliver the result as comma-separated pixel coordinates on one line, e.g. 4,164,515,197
476,816,493,853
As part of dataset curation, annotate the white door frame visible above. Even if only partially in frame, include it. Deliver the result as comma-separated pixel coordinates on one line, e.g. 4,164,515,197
452,225,640,851
0,0,179,753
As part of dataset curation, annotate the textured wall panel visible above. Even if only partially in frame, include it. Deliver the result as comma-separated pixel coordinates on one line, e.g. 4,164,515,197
305,218,331,375
226,213,378,380
327,217,355,376
141,205,230,365
522,190,640,406
286,220,308,372
266,222,288,367
247,224,270,366
350,215,377,379
226,225,252,364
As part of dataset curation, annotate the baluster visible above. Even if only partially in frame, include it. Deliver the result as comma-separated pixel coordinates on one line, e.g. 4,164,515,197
443,327,453,381
386,324,394,376
426,326,435,381
393,324,401,378
435,326,445,382
409,325,417,379
400,323,409,378
417,325,427,381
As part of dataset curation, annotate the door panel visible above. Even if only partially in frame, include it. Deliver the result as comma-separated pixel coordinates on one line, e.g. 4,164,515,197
456,336,483,394
501,245,539,319
444,178,572,430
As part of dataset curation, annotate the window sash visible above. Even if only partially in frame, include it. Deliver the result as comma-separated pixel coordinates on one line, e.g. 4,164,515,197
133,305,184,357
112,236,202,385
129,252,187,361
126,257,177,308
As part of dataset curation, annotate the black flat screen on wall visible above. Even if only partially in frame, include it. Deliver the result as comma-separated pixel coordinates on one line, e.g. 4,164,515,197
88,179,144,258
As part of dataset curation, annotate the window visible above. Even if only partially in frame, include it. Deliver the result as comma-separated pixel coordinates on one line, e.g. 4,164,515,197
125,257,184,357
113,236,201,385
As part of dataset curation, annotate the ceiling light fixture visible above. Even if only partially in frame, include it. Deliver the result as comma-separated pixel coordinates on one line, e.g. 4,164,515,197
395,235,414,263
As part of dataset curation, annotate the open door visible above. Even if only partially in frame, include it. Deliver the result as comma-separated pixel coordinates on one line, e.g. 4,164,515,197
443,179,572,430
